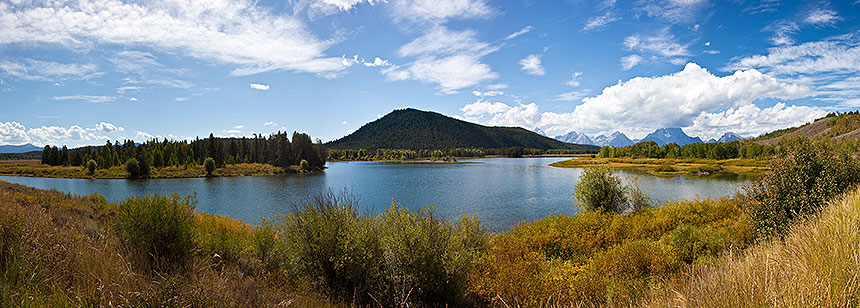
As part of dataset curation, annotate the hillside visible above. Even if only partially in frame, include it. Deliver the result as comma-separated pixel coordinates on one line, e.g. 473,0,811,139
327,108,598,151
756,111,860,145
0,143,40,154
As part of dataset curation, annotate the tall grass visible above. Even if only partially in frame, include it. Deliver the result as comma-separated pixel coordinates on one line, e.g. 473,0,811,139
639,187,860,307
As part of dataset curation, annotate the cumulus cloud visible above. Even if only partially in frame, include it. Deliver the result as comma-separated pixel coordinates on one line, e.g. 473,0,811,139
472,90,504,97
52,95,115,103
136,131,155,140
0,0,346,77
250,83,270,91
505,25,533,40
94,122,125,133
363,57,390,67
0,59,100,81
519,54,545,76
0,122,113,146
685,103,826,139
264,121,278,127
382,26,498,93
583,11,619,31
460,63,815,140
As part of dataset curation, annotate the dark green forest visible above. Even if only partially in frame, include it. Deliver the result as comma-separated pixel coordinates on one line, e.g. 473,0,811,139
326,108,598,152
598,140,776,159
39,131,327,174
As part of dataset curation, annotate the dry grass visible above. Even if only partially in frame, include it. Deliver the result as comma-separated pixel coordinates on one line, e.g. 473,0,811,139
638,187,860,308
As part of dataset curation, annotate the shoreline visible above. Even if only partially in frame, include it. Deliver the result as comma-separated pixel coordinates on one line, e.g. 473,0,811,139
549,157,770,177
0,161,321,180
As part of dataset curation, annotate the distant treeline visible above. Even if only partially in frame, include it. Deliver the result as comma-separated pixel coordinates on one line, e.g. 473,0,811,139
0,151,41,161
598,140,776,160
40,131,326,172
328,147,591,161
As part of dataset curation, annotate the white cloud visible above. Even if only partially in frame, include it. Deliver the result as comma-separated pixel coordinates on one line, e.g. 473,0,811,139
519,54,545,76
341,121,349,125
390,0,493,24
291,0,379,17
472,90,504,97
129,97,138,101
52,95,115,103
685,103,826,139
726,33,860,106
0,59,100,81
805,8,841,25
624,30,691,58
383,26,498,93
506,25,533,40
566,72,583,87
0,121,113,146
250,83,270,91
136,131,155,140
234,125,245,129
264,121,278,127
175,97,189,102
109,51,192,89
225,129,241,134
403,55,497,93
620,54,644,70
94,122,125,133
398,27,494,58
583,11,619,31
767,21,799,45
363,57,390,67
554,90,591,102
460,63,814,139
0,0,346,77
460,100,512,116
636,0,708,24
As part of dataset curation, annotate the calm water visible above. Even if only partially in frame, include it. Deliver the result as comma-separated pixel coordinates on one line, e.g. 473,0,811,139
0,158,749,231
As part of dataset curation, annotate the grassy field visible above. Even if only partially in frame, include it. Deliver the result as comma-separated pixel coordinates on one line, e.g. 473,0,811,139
550,157,770,177
0,161,302,179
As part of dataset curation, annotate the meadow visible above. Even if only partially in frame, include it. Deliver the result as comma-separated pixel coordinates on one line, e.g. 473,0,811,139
0,161,298,179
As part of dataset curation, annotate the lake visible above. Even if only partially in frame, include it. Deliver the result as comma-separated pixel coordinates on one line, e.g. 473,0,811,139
0,157,750,231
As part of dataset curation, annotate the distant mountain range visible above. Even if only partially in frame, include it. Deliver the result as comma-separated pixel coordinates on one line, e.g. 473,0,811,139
0,143,41,154
327,108,599,152
550,128,747,147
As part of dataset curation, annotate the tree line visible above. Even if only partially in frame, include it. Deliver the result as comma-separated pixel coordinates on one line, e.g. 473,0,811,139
41,131,326,175
598,140,776,160
327,147,592,161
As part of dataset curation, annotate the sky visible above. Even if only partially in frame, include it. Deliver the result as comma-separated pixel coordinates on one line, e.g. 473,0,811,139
1,0,859,147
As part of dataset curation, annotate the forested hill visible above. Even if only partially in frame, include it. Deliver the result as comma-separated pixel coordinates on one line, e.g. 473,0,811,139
327,108,598,151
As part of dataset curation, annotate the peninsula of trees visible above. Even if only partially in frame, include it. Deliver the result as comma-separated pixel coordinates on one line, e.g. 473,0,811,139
35,131,326,178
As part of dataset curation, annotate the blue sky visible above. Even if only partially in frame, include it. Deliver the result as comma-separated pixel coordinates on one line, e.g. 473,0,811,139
1,0,859,147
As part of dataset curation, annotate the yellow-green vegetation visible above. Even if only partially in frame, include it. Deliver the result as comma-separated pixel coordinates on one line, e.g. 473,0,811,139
0,161,290,179
471,196,753,306
550,156,769,176
638,184,860,307
2,141,857,307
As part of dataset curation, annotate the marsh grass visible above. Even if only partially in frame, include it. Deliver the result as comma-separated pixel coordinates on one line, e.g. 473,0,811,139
0,162,289,179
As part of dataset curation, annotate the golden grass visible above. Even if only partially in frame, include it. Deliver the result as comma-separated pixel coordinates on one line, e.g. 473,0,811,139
550,157,770,177
638,187,860,308
0,161,291,179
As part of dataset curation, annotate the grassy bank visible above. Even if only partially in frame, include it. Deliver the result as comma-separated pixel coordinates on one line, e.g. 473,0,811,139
550,157,769,177
0,161,304,179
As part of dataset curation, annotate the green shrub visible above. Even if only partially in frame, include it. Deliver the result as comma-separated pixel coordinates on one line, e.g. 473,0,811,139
113,194,196,271
204,157,215,176
125,158,140,178
575,166,627,213
687,164,722,174
86,159,97,175
280,191,487,306
747,140,860,237
193,213,250,264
